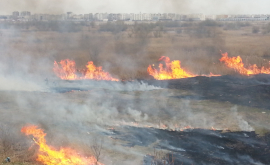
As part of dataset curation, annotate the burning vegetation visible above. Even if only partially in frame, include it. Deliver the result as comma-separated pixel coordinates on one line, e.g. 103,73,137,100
147,56,221,80
220,52,270,76
147,56,196,80
54,52,270,81
54,59,119,81
21,125,102,165
2,19,270,165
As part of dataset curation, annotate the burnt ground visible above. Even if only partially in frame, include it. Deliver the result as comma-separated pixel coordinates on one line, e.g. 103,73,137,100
141,74,270,110
50,74,270,110
36,75,270,164
112,126,270,165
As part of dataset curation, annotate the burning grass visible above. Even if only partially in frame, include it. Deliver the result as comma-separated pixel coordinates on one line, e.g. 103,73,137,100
147,56,197,80
1,21,270,80
21,125,102,165
220,52,270,75
54,59,119,81
1,21,270,165
0,84,270,164
147,56,221,80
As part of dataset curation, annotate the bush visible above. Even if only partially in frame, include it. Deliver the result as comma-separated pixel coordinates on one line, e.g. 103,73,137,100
252,26,260,33
0,21,82,32
223,21,251,30
199,20,220,27
99,21,128,33
262,23,270,34
156,21,180,28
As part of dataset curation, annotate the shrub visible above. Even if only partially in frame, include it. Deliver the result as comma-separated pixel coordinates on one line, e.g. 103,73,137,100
99,21,128,34
252,26,260,33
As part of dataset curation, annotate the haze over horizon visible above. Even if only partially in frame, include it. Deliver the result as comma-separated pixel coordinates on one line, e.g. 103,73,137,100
0,0,269,15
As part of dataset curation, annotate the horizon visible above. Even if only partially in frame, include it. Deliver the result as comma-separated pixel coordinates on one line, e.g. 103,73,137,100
2,12,270,16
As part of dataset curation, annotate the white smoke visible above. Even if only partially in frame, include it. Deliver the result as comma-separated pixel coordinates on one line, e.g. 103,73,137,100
230,106,254,131
50,80,161,92
0,75,44,91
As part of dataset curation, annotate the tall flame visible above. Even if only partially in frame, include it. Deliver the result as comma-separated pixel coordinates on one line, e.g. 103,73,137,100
147,56,197,80
220,52,270,76
21,125,103,165
54,59,77,80
54,59,119,81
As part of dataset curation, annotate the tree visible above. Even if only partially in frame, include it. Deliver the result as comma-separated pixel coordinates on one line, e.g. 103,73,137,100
91,138,103,165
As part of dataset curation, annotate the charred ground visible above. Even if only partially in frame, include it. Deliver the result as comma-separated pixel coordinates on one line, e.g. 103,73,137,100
1,20,270,164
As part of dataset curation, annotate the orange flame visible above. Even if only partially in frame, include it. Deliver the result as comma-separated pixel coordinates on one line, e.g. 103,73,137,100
54,59,119,81
220,52,270,76
203,72,221,77
54,59,77,80
147,56,197,80
21,125,103,165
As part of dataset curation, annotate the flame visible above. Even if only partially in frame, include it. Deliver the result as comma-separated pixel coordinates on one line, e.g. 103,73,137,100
211,127,216,131
53,59,77,80
54,59,119,81
220,52,270,75
21,125,103,165
147,56,197,80
83,61,118,81
203,72,221,77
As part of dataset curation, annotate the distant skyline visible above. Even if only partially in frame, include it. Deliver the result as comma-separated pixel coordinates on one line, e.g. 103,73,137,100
0,0,269,15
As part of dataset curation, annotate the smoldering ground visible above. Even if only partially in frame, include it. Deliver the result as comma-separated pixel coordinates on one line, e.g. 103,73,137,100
1,17,270,164
1,75,270,164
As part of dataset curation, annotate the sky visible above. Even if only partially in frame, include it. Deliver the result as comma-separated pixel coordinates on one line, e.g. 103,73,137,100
0,0,269,15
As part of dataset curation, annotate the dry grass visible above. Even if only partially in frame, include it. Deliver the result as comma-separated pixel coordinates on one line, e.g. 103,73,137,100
1,21,270,164
1,21,270,80
0,124,39,164
0,88,269,164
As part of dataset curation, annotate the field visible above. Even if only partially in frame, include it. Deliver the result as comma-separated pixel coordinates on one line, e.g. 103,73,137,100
0,20,270,165
1,21,270,80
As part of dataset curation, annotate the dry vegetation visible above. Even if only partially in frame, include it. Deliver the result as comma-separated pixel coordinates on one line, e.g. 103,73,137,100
1,20,270,80
0,124,38,164
1,20,270,164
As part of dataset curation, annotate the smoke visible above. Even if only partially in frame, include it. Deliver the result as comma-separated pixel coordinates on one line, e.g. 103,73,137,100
51,80,161,92
0,2,269,164
230,106,254,131
0,0,269,15
0,76,43,91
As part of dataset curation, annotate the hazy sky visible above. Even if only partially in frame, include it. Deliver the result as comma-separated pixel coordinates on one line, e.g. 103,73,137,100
0,0,269,15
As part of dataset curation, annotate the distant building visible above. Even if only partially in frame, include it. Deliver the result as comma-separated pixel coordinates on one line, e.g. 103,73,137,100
0,15,8,21
142,13,151,21
133,13,142,21
121,13,131,21
205,15,216,20
217,14,269,21
187,14,205,21
174,14,187,21
130,13,135,21
150,13,161,21
20,11,31,16
168,13,176,20
95,13,100,20
2,11,270,23
12,11,19,17
216,15,229,19
67,12,73,19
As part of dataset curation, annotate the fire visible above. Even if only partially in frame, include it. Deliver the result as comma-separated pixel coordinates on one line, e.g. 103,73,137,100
147,56,197,80
211,127,216,131
21,125,103,165
54,59,119,81
203,72,221,77
220,52,270,75
54,59,77,80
